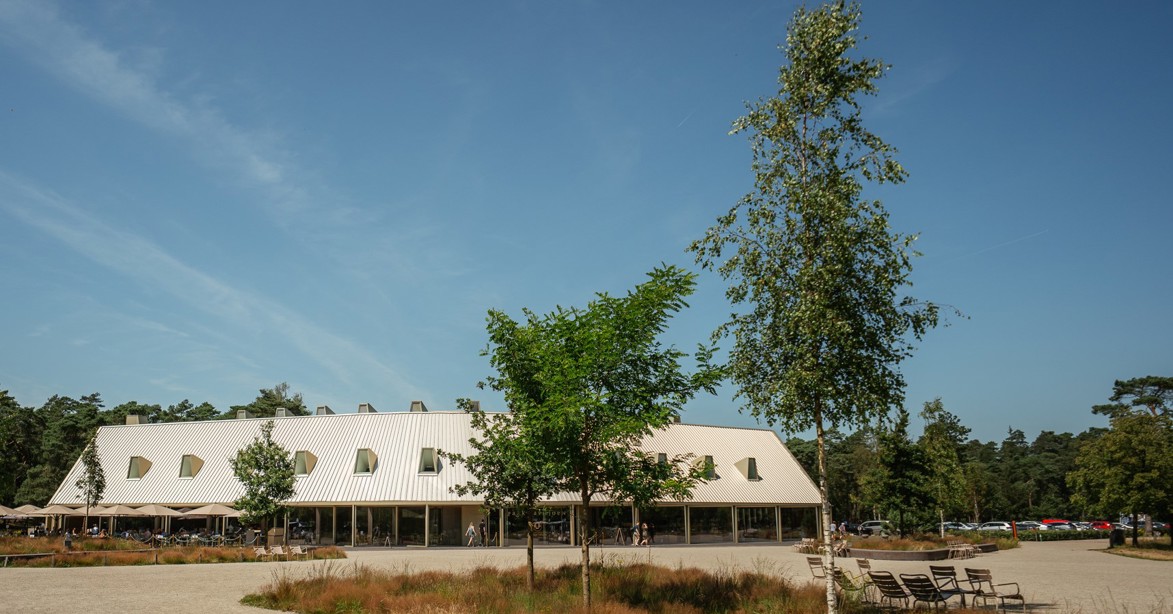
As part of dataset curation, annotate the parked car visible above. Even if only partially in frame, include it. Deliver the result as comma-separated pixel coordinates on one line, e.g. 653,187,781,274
1042,521,1076,531
977,521,1012,531
939,522,971,533
1088,521,1112,530
857,520,892,536
1015,521,1044,531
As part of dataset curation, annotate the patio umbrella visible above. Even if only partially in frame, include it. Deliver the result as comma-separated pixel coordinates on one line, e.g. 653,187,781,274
137,504,183,534
185,503,240,536
0,504,22,517
136,504,182,517
37,505,82,516
15,504,43,514
95,504,147,534
94,505,146,516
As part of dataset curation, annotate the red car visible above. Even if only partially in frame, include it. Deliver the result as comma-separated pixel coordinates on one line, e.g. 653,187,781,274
1089,521,1113,530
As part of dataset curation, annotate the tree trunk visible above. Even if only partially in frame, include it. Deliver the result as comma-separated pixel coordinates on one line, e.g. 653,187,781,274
815,409,838,614
1131,511,1139,547
579,493,592,607
526,513,536,591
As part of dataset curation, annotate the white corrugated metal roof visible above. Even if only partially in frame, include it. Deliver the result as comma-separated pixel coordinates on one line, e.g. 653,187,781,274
50,412,820,508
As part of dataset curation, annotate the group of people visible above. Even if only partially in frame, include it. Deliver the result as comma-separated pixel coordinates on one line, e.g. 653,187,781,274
465,519,490,547
616,521,655,546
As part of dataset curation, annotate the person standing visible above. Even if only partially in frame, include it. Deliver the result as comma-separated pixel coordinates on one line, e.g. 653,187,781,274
63,530,73,551
478,518,487,547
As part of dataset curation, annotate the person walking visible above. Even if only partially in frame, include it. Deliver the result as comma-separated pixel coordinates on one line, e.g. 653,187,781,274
63,530,73,551
465,522,477,547
478,519,487,547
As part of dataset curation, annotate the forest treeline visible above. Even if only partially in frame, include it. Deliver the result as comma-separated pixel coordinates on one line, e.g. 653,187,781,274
786,377,1171,531
0,383,305,506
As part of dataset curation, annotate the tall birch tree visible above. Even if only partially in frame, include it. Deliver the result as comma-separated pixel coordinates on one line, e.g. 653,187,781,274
689,2,944,610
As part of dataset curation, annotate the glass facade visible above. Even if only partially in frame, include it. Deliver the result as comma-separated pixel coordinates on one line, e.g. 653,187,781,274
780,507,818,539
398,506,426,545
586,505,633,546
427,506,464,546
639,506,686,544
513,506,571,545
736,507,777,542
688,506,734,543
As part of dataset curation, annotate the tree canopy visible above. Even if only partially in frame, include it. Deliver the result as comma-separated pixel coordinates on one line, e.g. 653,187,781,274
475,265,719,606
229,382,308,417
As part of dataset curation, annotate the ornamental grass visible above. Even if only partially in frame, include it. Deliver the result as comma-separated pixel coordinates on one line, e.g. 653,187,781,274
244,559,889,614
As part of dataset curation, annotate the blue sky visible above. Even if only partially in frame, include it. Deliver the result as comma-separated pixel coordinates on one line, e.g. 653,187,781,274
1,1,1169,443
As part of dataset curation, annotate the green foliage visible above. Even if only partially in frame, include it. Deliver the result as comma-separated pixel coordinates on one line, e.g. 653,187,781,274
1069,412,1172,529
690,3,943,608
473,265,719,606
230,420,296,529
229,382,308,418
918,398,967,529
874,409,930,536
1093,375,1173,419
75,435,106,523
441,400,559,589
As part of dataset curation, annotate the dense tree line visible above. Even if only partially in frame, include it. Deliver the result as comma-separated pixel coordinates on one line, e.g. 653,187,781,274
786,379,1170,532
0,383,304,506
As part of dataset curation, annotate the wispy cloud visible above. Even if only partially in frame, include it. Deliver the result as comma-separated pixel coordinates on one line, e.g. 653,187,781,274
0,171,428,401
870,55,957,116
0,0,290,195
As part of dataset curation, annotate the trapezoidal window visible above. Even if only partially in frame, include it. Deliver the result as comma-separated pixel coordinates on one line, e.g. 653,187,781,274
295,450,318,476
657,453,668,465
418,447,438,473
354,448,377,475
127,456,153,480
735,456,762,481
701,455,716,479
179,454,204,479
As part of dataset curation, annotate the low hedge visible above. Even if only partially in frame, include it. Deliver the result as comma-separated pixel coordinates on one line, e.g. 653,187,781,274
952,529,1111,542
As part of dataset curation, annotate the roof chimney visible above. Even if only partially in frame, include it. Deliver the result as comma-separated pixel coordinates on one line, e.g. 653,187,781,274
315,405,334,415
358,403,377,414
236,409,254,419
670,414,681,424
126,414,143,425
409,400,428,412
275,407,291,418
467,400,480,412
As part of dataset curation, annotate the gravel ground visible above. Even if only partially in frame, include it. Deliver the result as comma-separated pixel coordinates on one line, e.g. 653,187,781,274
2,539,1169,613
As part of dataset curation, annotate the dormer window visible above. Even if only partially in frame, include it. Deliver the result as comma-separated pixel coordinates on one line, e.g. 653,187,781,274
419,447,438,474
127,456,152,480
295,450,318,476
735,456,761,481
179,455,203,479
703,455,715,479
657,453,668,465
354,448,377,474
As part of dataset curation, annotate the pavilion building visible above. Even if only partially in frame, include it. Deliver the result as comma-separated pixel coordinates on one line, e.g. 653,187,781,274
50,402,821,546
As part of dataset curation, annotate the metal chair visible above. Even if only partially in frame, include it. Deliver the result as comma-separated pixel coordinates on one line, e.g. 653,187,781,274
901,573,952,610
929,565,976,607
868,571,910,609
965,568,1025,612
807,556,827,579
832,568,870,604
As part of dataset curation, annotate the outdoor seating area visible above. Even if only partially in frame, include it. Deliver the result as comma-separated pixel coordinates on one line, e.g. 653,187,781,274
813,558,1026,611
947,539,977,559
0,503,259,547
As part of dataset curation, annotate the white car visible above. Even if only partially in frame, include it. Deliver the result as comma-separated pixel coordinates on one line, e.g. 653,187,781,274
977,521,1012,531
858,520,892,536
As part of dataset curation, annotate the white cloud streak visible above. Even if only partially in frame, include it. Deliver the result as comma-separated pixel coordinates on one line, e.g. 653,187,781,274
0,172,427,402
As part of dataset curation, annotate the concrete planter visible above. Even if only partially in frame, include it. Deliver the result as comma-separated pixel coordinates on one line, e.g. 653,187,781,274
848,543,997,561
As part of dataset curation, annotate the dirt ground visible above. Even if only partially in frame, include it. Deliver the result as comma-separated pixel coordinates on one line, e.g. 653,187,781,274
2,539,1169,613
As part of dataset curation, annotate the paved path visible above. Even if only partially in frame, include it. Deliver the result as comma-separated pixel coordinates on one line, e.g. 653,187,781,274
2,540,1169,613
